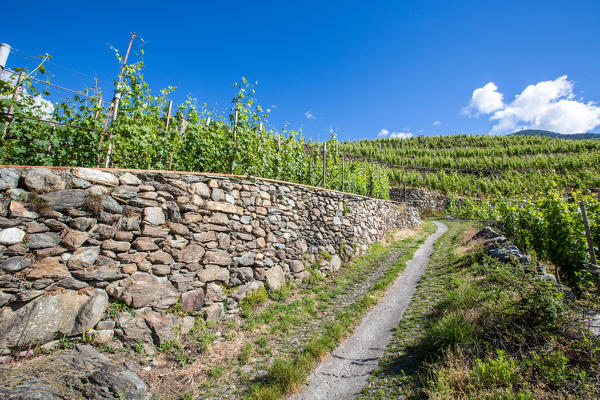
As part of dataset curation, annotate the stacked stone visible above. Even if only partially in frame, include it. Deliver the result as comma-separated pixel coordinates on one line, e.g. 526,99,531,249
0,167,420,351
389,187,448,213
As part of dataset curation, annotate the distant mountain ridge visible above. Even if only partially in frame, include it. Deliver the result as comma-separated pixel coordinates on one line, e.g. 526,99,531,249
510,129,600,140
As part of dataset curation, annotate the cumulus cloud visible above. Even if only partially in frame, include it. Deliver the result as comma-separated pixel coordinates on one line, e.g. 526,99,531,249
1,70,54,118
433,121,441,126
378,128,413,139
464,76,600,135
304,110,316,120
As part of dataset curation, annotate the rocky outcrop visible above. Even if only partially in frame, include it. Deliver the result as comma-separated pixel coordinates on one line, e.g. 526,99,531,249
0,344,148,399
0,166,420,352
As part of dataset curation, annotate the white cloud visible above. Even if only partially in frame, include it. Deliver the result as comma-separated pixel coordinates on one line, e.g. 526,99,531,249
462,82,504,116
390,131,413,139
1,70,54,118
304,110,316,120
464,76,600,135
378,128,412,139
433,121,441,126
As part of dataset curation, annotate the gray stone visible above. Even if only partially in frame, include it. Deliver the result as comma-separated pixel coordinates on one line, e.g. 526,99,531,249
204,249,232,266
28,232,61,249
147,250,174,264
24,168,66,193
181,289,205,311
72,266,124,281
0,290,107,350
232,280,264,301
141,224,169,237
204,302,224,322
70,217,94,231
40,189,87,211
0,169,20,191
95,224,116,239
106,272,179,310
144,207,165,225
330,255,342,271
197,265,230,283
96,320,115,330
69,176,92,188
291,260,305,273
68,247,100,269
0,291,14,307
56,277,89,290
205,201,238,214
133,237,159,251
102,196,123,213
139,308,181,345
152,264,171,276
265,266,285,290
9,201,38,219
191,182,210,198
119,172,142,186
0,256,32,272
73,168,119,186
211,188,225,201
234,252,255,266
102,239,131,253
112,185,139,200
26,257,70,280
62,229,88,250
177,244,205,264
116,311,153,346
0,227,25,245
205,282,224,302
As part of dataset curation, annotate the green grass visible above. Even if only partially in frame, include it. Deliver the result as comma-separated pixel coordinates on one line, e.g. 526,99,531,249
361,221,600,400
246,221,437,399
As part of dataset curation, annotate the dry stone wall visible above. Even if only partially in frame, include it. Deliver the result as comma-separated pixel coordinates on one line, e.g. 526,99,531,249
0,167,420,352
389,187,448,213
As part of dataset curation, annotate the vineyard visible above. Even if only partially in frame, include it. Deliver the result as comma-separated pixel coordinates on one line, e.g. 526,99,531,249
1,45,599,291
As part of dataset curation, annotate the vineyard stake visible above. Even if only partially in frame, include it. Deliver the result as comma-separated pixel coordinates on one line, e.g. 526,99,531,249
165,100,173,130
93,96,103,121
580,201,597,265
230,108,238,175
0,43,10,76
105,32,136,168
2,71,24,139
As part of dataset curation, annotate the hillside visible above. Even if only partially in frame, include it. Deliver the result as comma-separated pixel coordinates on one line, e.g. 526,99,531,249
510,129,600,140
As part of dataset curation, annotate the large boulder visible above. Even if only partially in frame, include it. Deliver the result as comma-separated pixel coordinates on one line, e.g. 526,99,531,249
0,344,148,400
265,266,285,290
106,272,179,310
0,289,107,350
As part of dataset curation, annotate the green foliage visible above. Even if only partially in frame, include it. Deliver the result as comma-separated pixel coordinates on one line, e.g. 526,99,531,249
106,299,135,318
472,350,519,387
1,46,390,199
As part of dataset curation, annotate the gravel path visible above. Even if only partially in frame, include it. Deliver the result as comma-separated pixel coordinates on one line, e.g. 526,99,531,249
290,221,448,400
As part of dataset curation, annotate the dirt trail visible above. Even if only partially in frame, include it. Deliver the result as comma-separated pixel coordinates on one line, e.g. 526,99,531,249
289,221,448,400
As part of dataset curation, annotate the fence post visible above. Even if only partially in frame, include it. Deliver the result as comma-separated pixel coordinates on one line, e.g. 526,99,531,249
580,201,597,265
230,108,238,175
165,100,174,170
2,71,24,138
322,142,327,188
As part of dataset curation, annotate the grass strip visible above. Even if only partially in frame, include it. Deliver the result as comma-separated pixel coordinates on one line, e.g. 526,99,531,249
246,221,438,399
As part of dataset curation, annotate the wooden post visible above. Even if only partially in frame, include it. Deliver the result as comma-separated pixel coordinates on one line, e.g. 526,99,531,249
96,102,114,167
308,150,313,185
258,122,263,151
322,142,327,188
580,201,597,265
105,32,136,168
2,71,24,138
93,96,102,121
165,100,173,130
230,108,238,175
277,133,281,148
403,171,407,203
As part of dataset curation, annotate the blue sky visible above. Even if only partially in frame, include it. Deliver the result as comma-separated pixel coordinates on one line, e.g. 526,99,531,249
3,0,600,141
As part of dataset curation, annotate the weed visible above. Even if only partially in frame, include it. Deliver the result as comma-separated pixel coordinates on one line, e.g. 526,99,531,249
239,343,253,364
240,287,267,313
106,299,136,318
268,283,293,301
83,193,104,215
190,318,217,352
210,365,227,377
134,339,146,355
59,334,75,350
